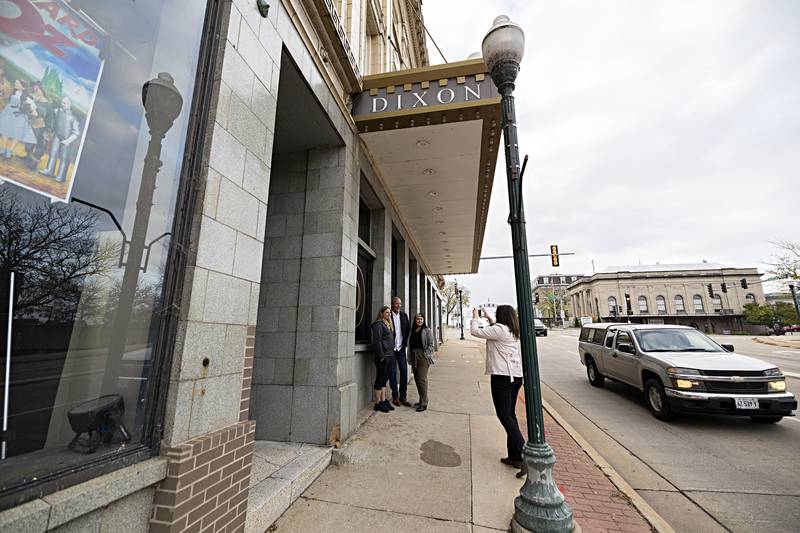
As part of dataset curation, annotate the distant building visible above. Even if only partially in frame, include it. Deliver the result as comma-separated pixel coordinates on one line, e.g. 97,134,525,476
566,263,764,334
533,273,584,324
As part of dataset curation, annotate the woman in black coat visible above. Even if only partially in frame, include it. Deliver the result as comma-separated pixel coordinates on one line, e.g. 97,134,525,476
371,306,395,412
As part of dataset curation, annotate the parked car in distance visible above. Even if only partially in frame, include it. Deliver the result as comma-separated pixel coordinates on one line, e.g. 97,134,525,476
578,323,797,423
534,319,548,336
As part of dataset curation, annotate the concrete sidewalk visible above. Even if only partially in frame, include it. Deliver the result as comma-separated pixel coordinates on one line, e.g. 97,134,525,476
269,333,657,532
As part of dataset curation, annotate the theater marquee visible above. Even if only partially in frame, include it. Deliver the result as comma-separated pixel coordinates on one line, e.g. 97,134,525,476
351,59,502,275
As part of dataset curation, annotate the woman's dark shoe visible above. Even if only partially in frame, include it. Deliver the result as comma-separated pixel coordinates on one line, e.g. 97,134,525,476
415,405,427,412
392,398,401,407
400,399,412,407
414,402,421,407
374,402,390,413
382,400,395,411
500,457,523,469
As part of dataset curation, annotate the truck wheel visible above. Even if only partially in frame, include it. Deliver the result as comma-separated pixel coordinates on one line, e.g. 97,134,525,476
750,416,783,424
586,358,604,387
645,379,675,421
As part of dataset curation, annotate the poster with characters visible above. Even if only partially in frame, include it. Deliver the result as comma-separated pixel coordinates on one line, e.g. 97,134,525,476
0,0,106,203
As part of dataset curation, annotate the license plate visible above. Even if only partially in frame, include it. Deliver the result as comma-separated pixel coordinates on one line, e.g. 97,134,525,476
734,398,760,409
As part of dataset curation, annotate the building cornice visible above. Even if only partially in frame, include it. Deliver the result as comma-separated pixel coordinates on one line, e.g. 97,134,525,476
404,0,429,67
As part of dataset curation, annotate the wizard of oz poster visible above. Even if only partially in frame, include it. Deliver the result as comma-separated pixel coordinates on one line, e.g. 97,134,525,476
0,0,105,203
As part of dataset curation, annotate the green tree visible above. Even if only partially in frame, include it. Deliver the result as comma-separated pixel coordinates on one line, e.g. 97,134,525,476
744,302,798,326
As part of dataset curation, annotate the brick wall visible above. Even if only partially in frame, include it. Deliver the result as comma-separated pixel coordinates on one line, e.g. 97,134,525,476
149,420,255,533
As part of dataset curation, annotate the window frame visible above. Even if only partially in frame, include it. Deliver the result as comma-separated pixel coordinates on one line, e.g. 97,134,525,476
693,294,705,313
638,295,648,313
607,296,617,315
674,294,685,313
745,293,756,305
0,0,224,511
656,295,667,314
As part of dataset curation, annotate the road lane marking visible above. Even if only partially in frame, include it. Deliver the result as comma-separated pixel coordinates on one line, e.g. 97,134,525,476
785,417,800,424
774,350,800,355
784,372,800,379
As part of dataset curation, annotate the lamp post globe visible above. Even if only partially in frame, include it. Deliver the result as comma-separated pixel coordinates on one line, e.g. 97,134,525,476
482,15,576,533
481,15,525,80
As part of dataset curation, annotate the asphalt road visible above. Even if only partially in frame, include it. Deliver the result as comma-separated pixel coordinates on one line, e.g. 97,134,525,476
535,329,800,533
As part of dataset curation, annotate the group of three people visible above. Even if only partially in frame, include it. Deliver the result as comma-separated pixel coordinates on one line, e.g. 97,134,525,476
371,297,436,413
371,296,527,474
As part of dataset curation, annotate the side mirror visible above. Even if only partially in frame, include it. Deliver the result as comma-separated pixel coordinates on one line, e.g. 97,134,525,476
617,343,635,354
721,344,734,352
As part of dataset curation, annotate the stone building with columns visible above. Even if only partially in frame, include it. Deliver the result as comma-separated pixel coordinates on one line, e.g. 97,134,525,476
567,263,765,334
0,1,502,532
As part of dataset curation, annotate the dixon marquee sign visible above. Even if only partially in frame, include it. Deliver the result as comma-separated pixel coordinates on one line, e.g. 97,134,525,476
351,74,498,118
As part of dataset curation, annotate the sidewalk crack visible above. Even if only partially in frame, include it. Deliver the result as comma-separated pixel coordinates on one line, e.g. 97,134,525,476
298,495,471,525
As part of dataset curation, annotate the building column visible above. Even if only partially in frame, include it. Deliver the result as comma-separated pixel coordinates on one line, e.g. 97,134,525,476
408,255,419,315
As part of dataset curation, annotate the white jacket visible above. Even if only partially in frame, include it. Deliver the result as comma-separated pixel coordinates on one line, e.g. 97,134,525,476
470,319,523,379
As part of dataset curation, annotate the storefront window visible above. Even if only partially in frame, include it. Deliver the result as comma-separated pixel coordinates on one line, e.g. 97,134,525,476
0,0,208,502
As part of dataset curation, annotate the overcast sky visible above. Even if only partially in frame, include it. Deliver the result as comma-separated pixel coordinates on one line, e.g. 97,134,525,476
421,0,800,308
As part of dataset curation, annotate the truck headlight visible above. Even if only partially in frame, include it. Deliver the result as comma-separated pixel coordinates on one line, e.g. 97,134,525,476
764,368,783,377
768,380,787,392
674,379,705,390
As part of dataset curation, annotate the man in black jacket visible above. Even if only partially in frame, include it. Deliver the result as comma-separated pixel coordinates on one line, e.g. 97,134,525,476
389,297,411,406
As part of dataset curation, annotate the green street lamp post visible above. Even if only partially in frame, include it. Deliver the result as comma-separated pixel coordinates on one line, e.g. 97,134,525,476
482,16,577,533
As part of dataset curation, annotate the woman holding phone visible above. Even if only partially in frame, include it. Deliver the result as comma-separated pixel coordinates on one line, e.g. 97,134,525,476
470,305,525,469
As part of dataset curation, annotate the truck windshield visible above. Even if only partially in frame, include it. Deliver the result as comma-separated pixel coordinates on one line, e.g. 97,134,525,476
634,329,724,353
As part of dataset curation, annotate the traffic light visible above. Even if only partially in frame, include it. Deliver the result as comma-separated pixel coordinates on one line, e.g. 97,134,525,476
534,292,540,304
740,278,748,289
550,244,559,267
721,283,727,293
707,284,713,298
624,293,632,315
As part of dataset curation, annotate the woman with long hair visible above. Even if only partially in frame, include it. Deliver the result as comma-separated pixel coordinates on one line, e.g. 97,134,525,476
470,304,525,470
371,306,395,413
409,313,435,412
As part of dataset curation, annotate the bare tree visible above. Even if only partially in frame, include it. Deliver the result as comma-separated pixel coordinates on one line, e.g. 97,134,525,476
442,280,471,326
766,240,800,281
0,190,117,318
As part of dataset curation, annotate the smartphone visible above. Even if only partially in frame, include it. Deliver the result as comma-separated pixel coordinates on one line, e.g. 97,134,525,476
478,309,484,318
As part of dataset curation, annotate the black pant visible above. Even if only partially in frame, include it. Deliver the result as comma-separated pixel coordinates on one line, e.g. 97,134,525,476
374,355,391,390
490,375,525,462
389,349,408,400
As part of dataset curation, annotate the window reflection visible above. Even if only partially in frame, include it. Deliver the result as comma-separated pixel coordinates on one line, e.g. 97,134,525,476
0,0,206,492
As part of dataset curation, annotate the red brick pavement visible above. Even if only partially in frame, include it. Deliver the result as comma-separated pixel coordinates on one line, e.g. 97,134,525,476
517,394,654,533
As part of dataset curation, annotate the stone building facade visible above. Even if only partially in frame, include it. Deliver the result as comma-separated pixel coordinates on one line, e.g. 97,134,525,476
567,263,765,334
0,1,499,532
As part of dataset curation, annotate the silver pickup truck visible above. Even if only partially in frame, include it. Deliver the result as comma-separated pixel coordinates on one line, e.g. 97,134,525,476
578,323,797,423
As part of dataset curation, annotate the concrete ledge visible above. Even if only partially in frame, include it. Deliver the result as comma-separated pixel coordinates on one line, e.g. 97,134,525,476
245,442,331,533
0,457,167,533
542,399,676,533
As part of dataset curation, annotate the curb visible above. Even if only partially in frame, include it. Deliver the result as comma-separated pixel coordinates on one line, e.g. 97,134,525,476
542,399,676,533
752,337,800,350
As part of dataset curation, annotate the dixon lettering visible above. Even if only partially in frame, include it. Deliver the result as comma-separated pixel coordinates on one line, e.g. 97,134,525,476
437,88,455,104
465,84,481,101
411,91,428,108
372,97,388,113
